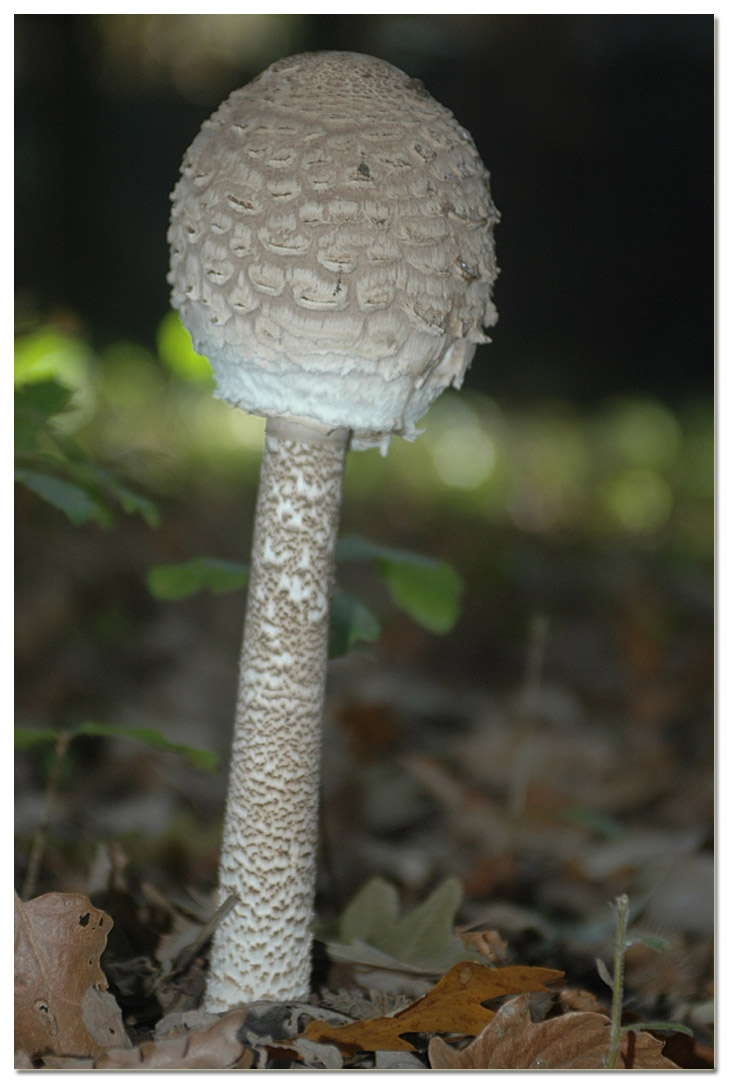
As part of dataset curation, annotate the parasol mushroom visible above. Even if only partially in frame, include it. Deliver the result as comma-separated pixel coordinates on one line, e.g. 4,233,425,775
167,50,499,1010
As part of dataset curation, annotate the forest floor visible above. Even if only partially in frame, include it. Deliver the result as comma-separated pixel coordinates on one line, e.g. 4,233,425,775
15,476,714,1069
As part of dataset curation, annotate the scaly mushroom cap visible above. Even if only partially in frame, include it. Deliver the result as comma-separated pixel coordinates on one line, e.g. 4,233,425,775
168,51,498,451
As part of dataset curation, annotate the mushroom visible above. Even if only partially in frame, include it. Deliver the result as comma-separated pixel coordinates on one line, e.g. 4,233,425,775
167,50,498,1010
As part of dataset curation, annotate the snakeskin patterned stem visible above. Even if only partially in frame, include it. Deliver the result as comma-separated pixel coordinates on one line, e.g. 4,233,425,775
205,419,347,1008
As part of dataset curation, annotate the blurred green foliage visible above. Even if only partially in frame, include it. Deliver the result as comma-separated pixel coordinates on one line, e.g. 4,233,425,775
14,721,218,772
326,876,485,973
144,535,463,656
328,590,381,658
336,535,463,635
14,315,713,563
14,332,160,528
146,556,249,600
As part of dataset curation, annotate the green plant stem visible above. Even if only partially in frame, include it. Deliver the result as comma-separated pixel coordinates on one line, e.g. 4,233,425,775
505,614,549,848
21,730,71,900
606,893,630,1069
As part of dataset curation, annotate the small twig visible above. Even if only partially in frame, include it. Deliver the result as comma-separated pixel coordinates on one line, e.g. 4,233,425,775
173,892,240,973
606,893,630,1069
21,729,71,900
150,892,240,996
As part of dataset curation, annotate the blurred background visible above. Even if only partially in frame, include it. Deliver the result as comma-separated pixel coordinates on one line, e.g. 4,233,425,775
16,14,713,399
15,14,714,981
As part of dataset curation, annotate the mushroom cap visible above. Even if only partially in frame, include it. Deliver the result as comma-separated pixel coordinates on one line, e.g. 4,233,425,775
168,51,498,451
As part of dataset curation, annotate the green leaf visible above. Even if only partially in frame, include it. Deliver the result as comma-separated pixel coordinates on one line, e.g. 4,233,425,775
14,727,61,750
336,535,426,565
14,722,217,771
331,876,481,974
625,933,670,954
329,590,380,657
15,378,73,420
105,479,160,529
66,461,159,529
15,469,112,526
15,379,72,456
375,556,462,634
336,534,463,634
73,722,218,771
595,957,614,990
339,877,400,948
146,558,249,600
14,328,92,387
621,1021,694,1037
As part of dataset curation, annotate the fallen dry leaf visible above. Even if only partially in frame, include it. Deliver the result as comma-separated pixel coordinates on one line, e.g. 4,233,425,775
457,925,510,965
301,961,563,1054
428,994,680,1069
557,986,605,1014
95,1009,250,1069
14,890,128,1060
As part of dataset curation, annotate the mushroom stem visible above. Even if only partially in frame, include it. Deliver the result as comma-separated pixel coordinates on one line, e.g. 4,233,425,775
205,417,348,1009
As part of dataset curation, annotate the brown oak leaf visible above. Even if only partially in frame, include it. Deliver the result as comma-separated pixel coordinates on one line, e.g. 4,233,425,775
428,994,680,1069
302,961,563,1054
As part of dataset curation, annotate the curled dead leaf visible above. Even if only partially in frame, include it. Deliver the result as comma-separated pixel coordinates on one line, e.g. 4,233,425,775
428,994,680,1070
302,961,563,1054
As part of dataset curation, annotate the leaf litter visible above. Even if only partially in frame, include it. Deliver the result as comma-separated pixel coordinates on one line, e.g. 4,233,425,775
14,881,696,1069
428,993,679,1070
15,505,713,1068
